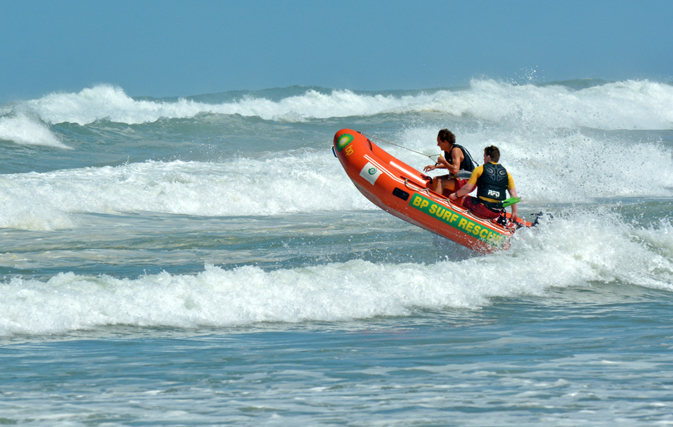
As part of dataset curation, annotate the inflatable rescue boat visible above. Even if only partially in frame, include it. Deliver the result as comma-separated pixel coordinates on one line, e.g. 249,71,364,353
333,129,531,253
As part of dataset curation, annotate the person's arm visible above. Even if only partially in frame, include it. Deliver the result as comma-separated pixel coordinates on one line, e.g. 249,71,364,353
446,147,463,175
423,163,438,172
437,154,451,171
424,156,447,172
506,173,518,224
449,182,475,201
449,166,480,201
508,188,518,224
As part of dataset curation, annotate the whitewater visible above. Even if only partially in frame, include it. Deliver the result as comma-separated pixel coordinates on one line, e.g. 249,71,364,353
1,79,672,426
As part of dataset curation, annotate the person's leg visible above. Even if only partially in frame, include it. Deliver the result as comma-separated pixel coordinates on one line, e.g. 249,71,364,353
434,176,463,196
462,197,501,219
430,175,448,194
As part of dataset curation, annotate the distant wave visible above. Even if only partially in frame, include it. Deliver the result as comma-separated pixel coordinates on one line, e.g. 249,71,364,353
1,80,672,147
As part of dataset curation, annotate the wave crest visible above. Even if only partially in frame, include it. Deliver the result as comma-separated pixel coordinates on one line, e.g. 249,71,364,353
3,80,672,130
0,113,70,149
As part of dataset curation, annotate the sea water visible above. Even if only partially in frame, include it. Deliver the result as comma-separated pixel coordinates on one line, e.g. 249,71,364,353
1,80,672,425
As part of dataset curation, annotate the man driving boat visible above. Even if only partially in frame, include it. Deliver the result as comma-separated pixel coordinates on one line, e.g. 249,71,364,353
449,145,518,224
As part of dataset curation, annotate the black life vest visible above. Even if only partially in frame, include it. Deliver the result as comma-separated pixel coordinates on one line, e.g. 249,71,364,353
476,163,508,211
444,144,476,173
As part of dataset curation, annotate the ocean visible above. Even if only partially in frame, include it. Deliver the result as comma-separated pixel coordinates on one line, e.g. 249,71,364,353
1,79,672,425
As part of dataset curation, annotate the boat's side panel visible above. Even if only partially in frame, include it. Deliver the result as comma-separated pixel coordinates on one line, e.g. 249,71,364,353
334,129,512,253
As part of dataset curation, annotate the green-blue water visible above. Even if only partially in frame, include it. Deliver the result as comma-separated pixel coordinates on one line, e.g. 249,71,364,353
1,80,672,425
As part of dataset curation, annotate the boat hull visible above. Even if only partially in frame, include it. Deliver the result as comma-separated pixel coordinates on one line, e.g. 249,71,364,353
333,129,529,253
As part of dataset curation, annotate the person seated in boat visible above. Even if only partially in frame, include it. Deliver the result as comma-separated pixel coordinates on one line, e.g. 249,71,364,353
448,145,518,224
423,129,476,196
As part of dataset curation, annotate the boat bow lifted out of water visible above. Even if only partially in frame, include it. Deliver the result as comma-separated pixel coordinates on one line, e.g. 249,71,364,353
333,129,532,253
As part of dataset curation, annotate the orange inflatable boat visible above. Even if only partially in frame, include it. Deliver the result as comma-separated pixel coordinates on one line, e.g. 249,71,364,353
333,129,531,253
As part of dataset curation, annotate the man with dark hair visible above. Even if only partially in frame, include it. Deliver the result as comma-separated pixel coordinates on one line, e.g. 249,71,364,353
449,145,518,224
423,129,476,195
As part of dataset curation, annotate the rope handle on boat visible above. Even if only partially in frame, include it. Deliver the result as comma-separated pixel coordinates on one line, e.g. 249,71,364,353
404,178,454,205
403,179,434,200
404,178,427,193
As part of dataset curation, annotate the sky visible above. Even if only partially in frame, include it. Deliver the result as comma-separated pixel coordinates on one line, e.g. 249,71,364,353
1,0,672,103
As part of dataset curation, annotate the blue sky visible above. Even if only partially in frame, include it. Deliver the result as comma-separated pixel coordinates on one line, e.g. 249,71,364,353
1,0,671,103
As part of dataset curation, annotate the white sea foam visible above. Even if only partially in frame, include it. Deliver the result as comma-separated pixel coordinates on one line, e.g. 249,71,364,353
0,175,76,230
0,113,70,149
1,80,670,146
1,211,670,336
18,84,429,125
25,85,208,125
396,120,673,204
1,128,672,232
509,210,673,291
0,153,371,230
443,79,673,130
